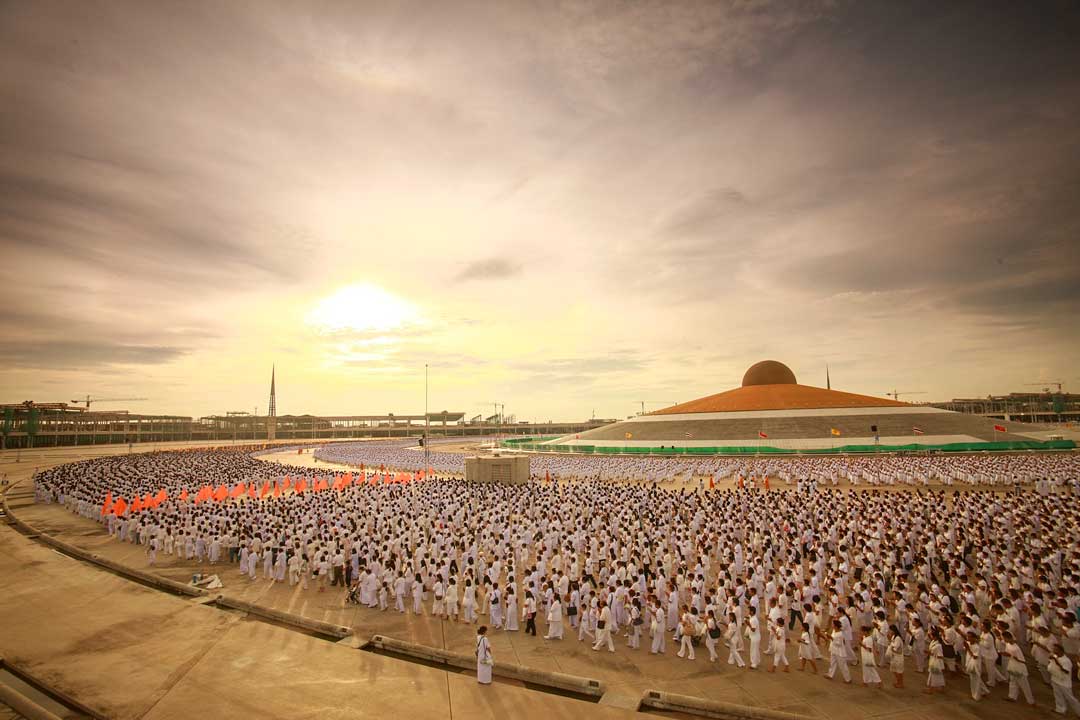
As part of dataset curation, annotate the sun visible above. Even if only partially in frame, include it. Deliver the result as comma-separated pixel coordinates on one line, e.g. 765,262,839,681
307,283,420,334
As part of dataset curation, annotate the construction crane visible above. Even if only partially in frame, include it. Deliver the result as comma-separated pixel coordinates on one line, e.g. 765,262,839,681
638,400,676,415
886,390,926,401
1025,381,1064,393
70,396,148,410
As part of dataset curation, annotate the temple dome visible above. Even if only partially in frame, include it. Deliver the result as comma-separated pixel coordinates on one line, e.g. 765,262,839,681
741,360,797,387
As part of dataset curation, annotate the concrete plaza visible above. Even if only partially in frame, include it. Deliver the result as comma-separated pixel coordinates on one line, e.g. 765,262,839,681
0,443,1063,719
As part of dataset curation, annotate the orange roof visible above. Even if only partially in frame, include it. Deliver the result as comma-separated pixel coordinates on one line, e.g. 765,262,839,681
651,384,908,414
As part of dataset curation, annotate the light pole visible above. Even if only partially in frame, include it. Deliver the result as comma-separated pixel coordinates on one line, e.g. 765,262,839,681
424,364,430,472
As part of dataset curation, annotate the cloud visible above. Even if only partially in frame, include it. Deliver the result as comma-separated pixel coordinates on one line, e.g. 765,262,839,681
455,259,523,283
1,1,1079,415
0,341,188,370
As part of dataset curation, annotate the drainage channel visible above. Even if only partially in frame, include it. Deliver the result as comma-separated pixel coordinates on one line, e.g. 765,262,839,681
0,665,96,719
363,646,602,704
229,608,345,642
637,709,701,719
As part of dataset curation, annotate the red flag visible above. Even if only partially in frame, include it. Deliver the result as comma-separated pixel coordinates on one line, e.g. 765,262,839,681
155,489,167,505
131,496,143,513
315,478,329,492
230,483,246,498
180,489,190,502
994,424,1007,433
295,478,307,493
113,497,128,516
100,492,114,516
273,482,282,498
709,476,715,490
247,485,257,499
758,431,768,439
213,485,229,502
260,482,271,499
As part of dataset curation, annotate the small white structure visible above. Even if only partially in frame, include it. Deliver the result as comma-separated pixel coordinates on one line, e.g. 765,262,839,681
465,455,530,485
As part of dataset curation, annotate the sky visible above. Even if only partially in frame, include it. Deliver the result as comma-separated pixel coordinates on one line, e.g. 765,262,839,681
1,0,1079,422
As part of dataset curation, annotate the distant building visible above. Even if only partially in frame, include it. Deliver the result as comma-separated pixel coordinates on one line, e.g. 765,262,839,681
0,401,596,449
931,392,1079,423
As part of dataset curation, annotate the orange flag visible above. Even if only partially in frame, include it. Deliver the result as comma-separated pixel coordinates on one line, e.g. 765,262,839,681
113,497,128,516
247,485,257,499
259,482,271,499
273,482,282,498
180,489,190,502
213,485,228,502
155,489,168,505
100,492,114,516
230,483,246,498
131,496,143,513
295,478,307,493
709,476,715,490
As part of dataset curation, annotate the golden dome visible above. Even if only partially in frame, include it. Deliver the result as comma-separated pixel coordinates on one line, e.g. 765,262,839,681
742,360,797,387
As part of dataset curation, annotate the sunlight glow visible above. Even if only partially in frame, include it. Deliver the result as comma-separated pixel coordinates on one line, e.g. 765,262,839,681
307,283,420,334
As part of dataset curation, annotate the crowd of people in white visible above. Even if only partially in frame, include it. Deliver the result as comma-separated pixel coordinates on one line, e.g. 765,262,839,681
31,442,1080,713
317,438,1079,487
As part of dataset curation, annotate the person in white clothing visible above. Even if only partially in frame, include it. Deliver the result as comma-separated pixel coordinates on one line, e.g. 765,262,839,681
476,626,493,685
770,618,789,673
746,608,762,669
1049,645,1080,716
592,602,614,652
825,621,851,683
545,596,564,640
726,612,746,667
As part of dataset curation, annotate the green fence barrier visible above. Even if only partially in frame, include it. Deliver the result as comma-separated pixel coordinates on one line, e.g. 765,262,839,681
499,438,1076,455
